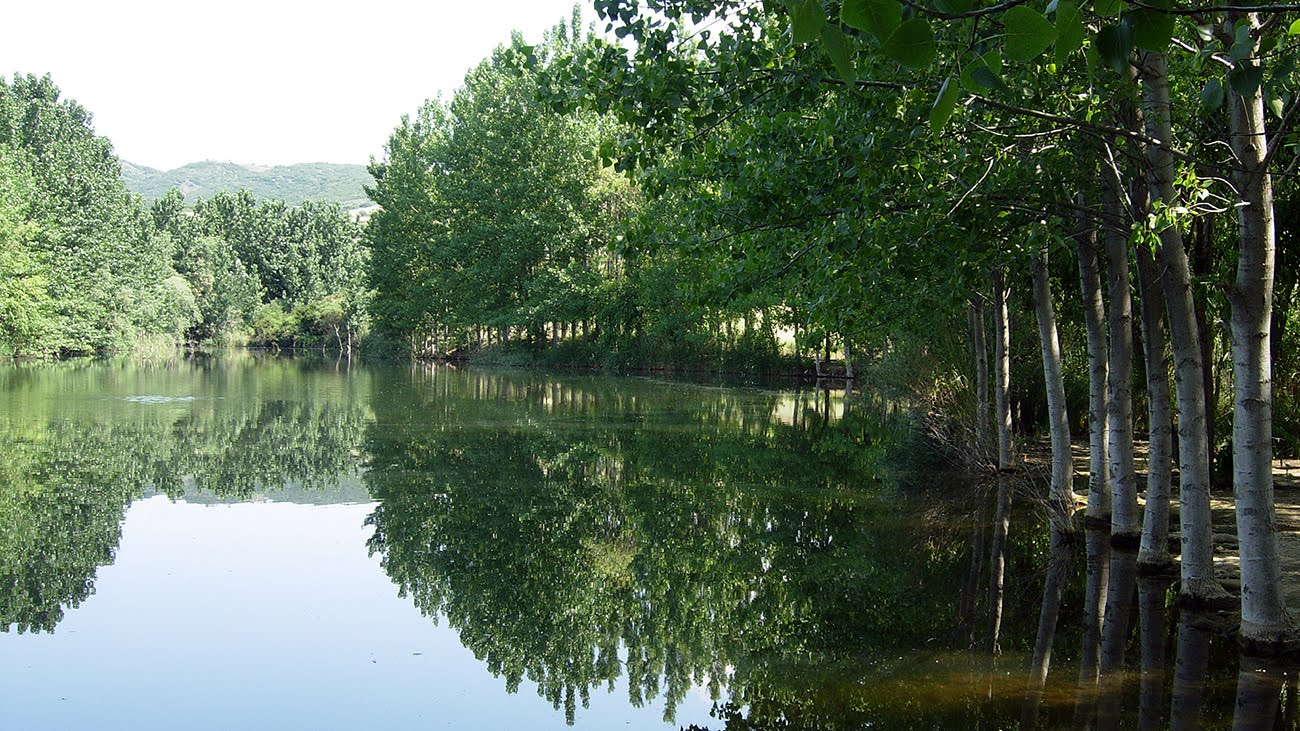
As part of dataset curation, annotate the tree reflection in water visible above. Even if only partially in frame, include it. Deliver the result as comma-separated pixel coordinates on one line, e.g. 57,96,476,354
7,360,1300,728
0,356,371,634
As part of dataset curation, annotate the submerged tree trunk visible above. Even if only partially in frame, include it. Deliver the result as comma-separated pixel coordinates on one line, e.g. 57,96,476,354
1032,251,1075,523
1227,17,1294,647
1076,204,1111,524
993,269,1014,471
1139,49,1225,602
1136,242,1175,570
1102,163,1141,542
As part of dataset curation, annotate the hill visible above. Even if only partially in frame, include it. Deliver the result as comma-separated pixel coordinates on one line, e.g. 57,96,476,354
120,160,374,210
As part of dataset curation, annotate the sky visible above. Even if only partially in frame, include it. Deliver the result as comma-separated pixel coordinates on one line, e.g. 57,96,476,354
0,0,595,170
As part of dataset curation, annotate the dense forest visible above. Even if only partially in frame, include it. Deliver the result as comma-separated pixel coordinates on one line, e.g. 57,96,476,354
0,74,369,356
4,0,1300,653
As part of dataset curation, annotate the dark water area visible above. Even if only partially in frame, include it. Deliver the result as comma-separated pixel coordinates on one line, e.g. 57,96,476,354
0,353,1293,729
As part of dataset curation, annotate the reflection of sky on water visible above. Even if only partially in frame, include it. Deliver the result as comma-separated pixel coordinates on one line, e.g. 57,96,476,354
0,496,717,730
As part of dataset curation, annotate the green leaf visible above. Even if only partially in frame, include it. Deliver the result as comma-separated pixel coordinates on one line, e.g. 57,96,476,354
881,18,937,68
792,0,826,44
1229,60,1265,96
1094,0,1123,16
1201,77,1225,109
1231,22,1254,61
1003,6,1057,62
1130,8,1175,51
821,24,858,83
1289,17,1300,35
1054,1,1085,63
841,0,901,41
1267,91,1285,118
935,0,974,13
1096,22,1134,74
960,50,1009,93
930,76,961,135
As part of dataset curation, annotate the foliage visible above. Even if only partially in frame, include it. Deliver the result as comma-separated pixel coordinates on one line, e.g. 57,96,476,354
153,188,371,349
0,74,191,356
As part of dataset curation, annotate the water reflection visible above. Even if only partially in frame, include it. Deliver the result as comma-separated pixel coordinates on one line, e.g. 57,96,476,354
0,355,371,633
362,367,966,725
4,358,1299,729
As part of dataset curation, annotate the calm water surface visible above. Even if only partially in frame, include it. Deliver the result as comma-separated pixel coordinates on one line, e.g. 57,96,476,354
0,354,1289,729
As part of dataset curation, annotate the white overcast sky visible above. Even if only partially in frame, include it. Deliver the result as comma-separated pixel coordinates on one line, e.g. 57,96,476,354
0,0,594,170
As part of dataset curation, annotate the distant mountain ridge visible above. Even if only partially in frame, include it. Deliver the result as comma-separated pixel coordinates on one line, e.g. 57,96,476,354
121,160,374,210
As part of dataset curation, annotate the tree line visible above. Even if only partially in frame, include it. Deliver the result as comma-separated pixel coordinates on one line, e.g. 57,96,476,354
0,74,369,357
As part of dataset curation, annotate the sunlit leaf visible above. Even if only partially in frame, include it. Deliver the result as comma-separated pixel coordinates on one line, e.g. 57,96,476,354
930,76,960,135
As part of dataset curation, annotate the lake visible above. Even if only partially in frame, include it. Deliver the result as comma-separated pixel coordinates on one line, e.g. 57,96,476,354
0,354,1286,729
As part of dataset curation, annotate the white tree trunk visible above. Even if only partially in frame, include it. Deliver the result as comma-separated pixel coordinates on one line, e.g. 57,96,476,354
993,270,1014,471
1227,19,1293,645
1102,170,1140,542
1135,242,1175,570
1076,207,1112,525
1032,251,1075,524
1140,50,1225,601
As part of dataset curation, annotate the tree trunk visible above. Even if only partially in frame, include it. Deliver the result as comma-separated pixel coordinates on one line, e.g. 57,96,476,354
1227,22,1294,646
993,269,1014,471
1190,214,1218,478
1077,202,1112,524
1102,167,1141,542
1139,49,1226,602
1032,251,1076,525
1136,238,1175,570
971,298,991,464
